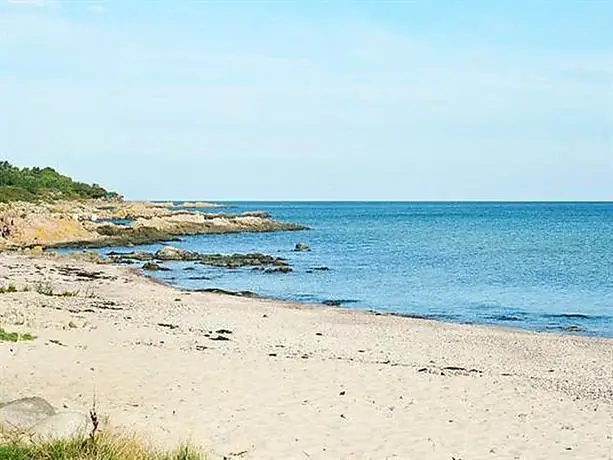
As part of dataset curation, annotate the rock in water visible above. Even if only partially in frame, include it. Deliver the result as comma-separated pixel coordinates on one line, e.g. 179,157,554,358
294,243,311,252
264,266,293,274
323,300,343,306
107,251,154,261
32,411,94,441
199,253,289,269
0,397,56,430
142,261,170,271
155,246,200,261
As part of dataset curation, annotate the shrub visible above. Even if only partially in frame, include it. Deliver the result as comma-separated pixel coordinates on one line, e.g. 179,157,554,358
35,281,54,296
0,161,120,203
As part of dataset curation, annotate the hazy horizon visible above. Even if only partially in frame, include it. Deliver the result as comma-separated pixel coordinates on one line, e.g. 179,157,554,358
1,1,611,201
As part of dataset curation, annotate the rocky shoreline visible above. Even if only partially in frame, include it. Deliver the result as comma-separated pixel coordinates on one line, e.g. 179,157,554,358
109,246,293,273
0,199,307,250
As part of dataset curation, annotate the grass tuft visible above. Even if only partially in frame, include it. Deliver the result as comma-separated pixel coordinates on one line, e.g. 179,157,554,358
0,328,36,342
35,281,55,296
34,282,78,298
0,430,203,460
0,284,20,294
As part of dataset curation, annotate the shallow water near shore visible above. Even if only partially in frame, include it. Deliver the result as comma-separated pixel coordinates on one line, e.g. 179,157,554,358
99,202,613,337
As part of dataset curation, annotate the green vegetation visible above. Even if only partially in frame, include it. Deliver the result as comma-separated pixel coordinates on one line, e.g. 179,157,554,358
34,281,55,297
0,284,18,294
0,161,119,203
0,328,35,342
34,282,78,298
0,432,203,460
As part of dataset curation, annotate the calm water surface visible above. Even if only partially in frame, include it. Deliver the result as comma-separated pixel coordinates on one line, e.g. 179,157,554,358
101,202,613,337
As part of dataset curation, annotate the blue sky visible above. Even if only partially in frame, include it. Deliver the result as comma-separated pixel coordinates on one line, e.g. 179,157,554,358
1,1,611,201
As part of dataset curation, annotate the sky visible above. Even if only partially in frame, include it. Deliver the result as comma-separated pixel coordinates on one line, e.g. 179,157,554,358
0,0,612,201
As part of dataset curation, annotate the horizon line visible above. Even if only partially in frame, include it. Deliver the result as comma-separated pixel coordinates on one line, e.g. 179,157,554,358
140,199,613,204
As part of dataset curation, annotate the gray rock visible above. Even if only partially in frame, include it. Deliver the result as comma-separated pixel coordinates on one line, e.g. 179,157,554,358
264,266,293,274
107,251,154,261
293,243,311,252
199,253,289,269
0,397,56,430
142,261,170,271
155,246,200,261
31,411,93,441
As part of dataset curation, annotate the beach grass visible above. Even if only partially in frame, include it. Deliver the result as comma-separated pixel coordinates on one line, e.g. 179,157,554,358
0,430,203,460
33,282,78,298
0,328,35,342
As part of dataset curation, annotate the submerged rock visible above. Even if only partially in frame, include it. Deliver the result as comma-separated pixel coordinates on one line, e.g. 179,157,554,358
199,253,289,269
293,243,311,252
195,288,258,298
107,251,154,261
264,266,293,274
322,299,358,307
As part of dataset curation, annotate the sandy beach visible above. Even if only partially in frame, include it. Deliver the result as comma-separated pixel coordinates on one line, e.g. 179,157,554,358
0,253,612,459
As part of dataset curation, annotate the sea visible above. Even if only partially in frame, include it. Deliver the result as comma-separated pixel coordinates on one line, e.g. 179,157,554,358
99,202,613,338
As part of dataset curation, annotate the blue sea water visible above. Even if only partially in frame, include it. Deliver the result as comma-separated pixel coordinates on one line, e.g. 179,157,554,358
102,202,613,337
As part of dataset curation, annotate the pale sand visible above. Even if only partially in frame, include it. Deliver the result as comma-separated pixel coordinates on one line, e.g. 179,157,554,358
0,254,611,459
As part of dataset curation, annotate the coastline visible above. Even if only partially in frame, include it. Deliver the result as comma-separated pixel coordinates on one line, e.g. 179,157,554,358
1,252,612,459
147,271,611,340
0,199,307,250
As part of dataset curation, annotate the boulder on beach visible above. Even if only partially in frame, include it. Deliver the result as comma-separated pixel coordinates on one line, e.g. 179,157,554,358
0,397,93,441
31,411,94,441
0,397,56,430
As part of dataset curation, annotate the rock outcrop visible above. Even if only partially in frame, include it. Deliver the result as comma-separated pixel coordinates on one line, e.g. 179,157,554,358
0,199,307,250
109,247,292,271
